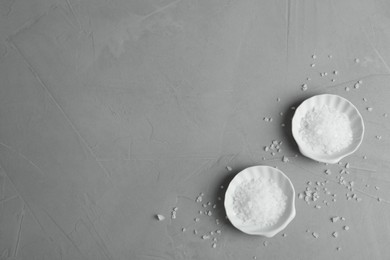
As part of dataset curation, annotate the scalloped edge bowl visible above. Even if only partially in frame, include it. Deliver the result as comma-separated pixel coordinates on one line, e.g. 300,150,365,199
292,94,364,164
224,165,296,237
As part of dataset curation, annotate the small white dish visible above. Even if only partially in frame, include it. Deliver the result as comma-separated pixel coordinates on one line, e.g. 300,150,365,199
224,166,296,237
292,94,364,164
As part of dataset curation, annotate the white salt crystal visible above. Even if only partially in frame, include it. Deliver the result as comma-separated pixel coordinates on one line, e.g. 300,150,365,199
331,216,340,222
202,235,210,240
156,214,165,221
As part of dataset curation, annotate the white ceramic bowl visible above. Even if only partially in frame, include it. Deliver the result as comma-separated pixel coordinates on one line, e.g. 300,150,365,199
292,94,364,164
224,165,296,237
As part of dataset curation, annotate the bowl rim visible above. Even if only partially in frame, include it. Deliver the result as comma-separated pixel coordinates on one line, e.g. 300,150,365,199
224,165,296,237
292,94,365,164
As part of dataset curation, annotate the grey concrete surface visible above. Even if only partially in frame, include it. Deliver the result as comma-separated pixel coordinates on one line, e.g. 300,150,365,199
1,0,390,259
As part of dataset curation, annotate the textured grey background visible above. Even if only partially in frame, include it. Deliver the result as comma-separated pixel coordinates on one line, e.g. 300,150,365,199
1,0,390,259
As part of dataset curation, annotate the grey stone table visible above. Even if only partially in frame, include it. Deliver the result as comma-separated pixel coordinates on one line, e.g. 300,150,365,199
1,0,390,259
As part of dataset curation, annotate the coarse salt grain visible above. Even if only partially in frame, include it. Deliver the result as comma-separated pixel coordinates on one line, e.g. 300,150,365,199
156,214,165,221
299,105,353,154
232,177,287,228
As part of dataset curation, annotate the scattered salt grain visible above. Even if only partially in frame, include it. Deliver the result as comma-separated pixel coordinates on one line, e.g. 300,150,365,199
312,232,319,238
354,83,360,89
331,216,340,223
345,87,350,91
196,194,203,203
311,63,316,67
312,55,317,59
333,70,338,75
343,225,350,231
156,214,165,221
337,247,342,251
202,235,210,240
182,228,186,232
212,243,217,248
301,84,308,91
226,166,233,171
355,58,360,63
332,232,339,238
367,107,373,112
282,156,289,163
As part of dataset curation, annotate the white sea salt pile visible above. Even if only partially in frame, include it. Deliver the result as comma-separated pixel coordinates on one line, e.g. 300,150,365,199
232,177,287,228
299,105,353,154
